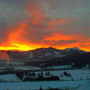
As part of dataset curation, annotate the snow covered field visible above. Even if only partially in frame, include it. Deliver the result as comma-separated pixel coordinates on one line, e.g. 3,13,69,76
0,80,90,90
35,69,90,81
0,69,89,90
0,74,21,82
77,81,90,90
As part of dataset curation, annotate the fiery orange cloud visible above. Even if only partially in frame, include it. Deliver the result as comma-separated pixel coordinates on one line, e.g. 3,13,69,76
0,0,46,51
0,0,90,52
44,33,90,41
0,22,45,51
26,0,44,25
0,22,90,51
43,33,90,51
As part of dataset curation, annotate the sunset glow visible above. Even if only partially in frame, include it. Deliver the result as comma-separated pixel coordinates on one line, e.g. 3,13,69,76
0,0,90,52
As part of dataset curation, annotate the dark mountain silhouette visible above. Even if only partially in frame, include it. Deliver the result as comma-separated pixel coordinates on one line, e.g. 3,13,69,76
0,47,89,68
43,52,90,68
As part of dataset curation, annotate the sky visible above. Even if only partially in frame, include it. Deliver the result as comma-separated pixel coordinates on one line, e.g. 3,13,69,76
0,0,90,51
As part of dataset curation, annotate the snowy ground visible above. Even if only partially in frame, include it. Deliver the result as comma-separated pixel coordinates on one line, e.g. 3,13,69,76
35,69,90,81
0,80,90,90
77,81,90,90
0,69,89,90
0,74,21,82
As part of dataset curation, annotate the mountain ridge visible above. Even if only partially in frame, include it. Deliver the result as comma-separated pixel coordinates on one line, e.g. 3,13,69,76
0,47,89,68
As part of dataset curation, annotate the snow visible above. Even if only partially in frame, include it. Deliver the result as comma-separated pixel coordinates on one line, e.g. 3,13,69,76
35,69,90,81
47,65,71,69
0,69,89,89
44,53,52,56
14,66,40,70
0,80,89,90
0,74,21,82
77,81,90,90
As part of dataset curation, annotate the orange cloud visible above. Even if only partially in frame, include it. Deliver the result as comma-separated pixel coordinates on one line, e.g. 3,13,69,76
0,0,90,52
43,33,90,51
